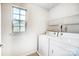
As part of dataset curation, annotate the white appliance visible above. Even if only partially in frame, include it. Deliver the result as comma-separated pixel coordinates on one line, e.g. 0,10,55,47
38,32,79,56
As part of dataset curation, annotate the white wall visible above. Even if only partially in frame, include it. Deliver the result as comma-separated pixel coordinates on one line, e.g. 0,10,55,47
1,3,48,56
1,3,13,56
12,4,48,56
0,3,1,56
49,3,79,21
49,3,79,33
0,3,1,42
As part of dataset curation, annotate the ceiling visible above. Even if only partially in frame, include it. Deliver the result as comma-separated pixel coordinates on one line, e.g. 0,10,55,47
34,3,59,10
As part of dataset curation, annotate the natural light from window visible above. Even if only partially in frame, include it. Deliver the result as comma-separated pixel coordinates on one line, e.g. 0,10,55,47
12,6,26,32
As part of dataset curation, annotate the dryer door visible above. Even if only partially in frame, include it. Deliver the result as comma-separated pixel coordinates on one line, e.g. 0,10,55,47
38,35,49,56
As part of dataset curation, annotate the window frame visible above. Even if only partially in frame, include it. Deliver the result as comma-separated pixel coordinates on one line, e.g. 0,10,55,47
12,6,27,33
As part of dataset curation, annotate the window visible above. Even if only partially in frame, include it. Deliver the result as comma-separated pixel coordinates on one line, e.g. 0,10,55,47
12,6,26,32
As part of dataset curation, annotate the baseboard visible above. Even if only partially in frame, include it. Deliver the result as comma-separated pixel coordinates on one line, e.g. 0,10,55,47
36,51,41,56
19,50,40,56
20,49,37,56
